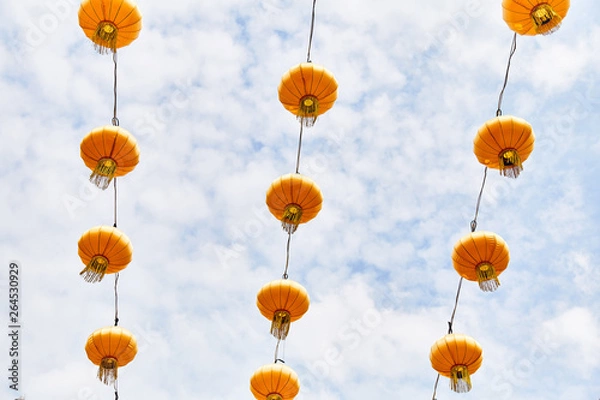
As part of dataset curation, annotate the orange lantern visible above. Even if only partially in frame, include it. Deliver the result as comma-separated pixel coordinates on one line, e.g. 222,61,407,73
266,173,323,234
250,363,300,400
85,326,137,385
257,280,310,340
78,226,133,283
452,231,510,292
473,115,534,179
78,0,143,54
502,0,569,36
278,63,338,127
80,125,140,190
430,333,483,393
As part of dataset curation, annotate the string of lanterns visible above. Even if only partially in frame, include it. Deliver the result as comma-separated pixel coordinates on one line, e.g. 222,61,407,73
75,0,142,398
249,1,338,398
430,1,570,396
68,1,571,398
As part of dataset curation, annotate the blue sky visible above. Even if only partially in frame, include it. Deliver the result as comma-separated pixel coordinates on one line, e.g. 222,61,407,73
1,0,599,399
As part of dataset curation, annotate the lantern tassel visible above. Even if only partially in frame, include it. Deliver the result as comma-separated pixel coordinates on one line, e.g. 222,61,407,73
450,365,472,393
532,4,563,35
90,158,117,190
499,149,522,178
98,357,118,385
476,262,500,292
80,255,109,283
271,310,292,340
93,22,119,54
297,96,319,127
281,204,303,234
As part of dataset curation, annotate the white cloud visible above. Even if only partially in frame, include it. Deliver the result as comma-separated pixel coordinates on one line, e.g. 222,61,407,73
0,0,599,399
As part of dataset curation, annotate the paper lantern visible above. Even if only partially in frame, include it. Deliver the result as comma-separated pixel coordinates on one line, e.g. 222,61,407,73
266,173,323,234
473,115,534,178
278,63,338,127
430,333,483,393
78,0,143,54
80,125,140,190
85,326,137,385
78,226,133,283
452,231,510,292
502,0,569,36
250,363,300,400
257,279,310,340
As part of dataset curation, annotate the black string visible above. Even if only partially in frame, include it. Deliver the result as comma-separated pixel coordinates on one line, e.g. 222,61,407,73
114,272,120,326
429,26,508,400
112,52,120,126
111,51,121,398
306,0,317,63
447,278,463,334
431,374,441,400
470,167,488,232
282,232,292,279
431,277,464,397
113,178,118,228
496,33,517,117
295,124,304,174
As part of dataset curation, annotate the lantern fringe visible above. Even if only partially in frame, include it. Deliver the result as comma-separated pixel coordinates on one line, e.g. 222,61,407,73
532,4,562,35
476,262,500,292
267,394,284,400
297,96,319,127
90,158,117,190
271,310,292,340
450,365,472,393
98,357,118,385
80,255,109,283
499,149,522,178
281,204,303,234
93,22,119,54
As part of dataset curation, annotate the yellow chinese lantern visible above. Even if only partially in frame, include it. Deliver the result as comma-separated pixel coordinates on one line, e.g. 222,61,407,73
502,0,569,36
85,326,137,385
250,363,300,400
257,280,310,340
78,0,143,54
430,333,483,393
452,231,510,292
80,125,140,190
78,226,133,283
278,63,338,127
473,115,534,179
266,173,323,234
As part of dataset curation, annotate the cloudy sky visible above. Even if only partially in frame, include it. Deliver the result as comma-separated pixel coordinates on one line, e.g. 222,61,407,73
1,0,599,399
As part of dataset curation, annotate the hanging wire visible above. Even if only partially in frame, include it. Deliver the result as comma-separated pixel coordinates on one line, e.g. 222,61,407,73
295,124,304,174
114,272,120,326
496,33,517,117
282,232,292,279
430,159,488,399
447,278,464,334
429,29,510,400
470,167,488,232
274,338,285,364
112,52,120,126
113,178,119,228
431,277,464,398
306,0,317,63
111,51,121,399
431,374,441,400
